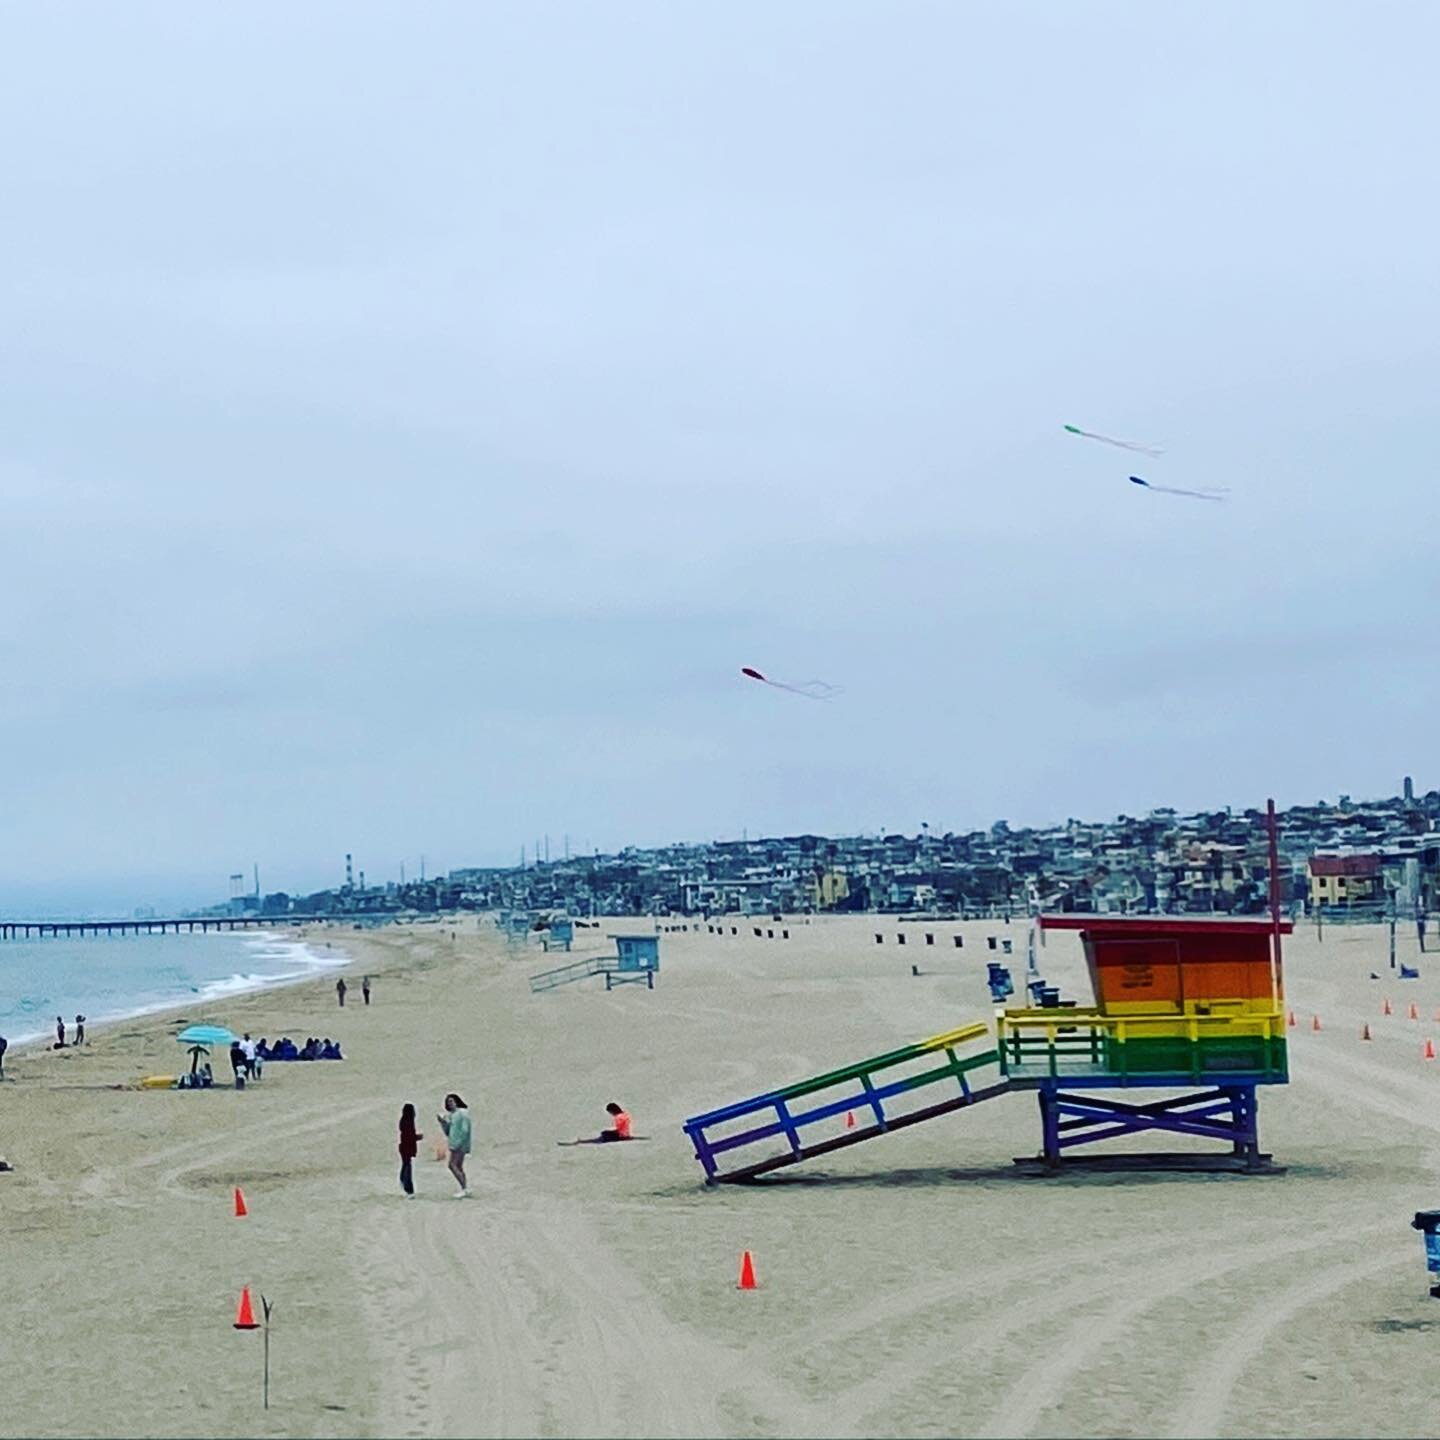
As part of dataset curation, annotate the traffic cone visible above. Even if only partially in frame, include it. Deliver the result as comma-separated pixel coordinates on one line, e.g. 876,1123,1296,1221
737,1251,757,1290
234,1187,248,1218
1287,1009,1296,1028
233,1286,260,1330
1384,998,1394,1016
1312,1014,1322,1032
845,1111,856,1129
1426,1039,1436,1062
1410,1003,1420,1021
1362,1023,1372,1041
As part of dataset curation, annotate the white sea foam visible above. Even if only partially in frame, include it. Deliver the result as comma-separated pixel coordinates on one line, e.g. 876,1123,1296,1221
1,929,353,1052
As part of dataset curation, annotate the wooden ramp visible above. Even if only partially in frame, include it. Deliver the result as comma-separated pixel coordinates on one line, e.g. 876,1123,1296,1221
682,1022,1009,1184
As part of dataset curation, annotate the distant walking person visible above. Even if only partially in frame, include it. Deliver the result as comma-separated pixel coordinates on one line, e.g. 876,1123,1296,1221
74,1015,86,1046
54,1016,65,1049
437,1093,472,1198
0,1034,8,1078
336,977,347,1008
398,1103,422,1197
362,976,372,1006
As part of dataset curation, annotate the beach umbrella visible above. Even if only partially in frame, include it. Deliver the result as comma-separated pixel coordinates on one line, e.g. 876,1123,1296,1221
176,1025,236,1046
176,1024,236,1078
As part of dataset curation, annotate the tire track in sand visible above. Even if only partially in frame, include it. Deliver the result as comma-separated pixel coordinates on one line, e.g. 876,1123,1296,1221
972,1219,1387,1439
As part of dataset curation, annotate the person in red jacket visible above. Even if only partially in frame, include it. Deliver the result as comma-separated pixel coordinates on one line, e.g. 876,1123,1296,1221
398,1103,422,1196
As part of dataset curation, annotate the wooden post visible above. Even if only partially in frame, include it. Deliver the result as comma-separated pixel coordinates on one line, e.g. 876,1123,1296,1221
1267,799,1283,994
260,1295,273,1409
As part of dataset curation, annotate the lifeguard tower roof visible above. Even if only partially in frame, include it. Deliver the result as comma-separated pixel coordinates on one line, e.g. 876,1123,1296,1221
1038,913,1292,1013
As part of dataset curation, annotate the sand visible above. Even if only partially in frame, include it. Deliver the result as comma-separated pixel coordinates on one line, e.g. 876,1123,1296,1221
3,913,1440,1439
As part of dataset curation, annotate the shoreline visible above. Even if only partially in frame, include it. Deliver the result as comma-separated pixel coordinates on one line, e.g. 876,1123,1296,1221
2,925,355,1055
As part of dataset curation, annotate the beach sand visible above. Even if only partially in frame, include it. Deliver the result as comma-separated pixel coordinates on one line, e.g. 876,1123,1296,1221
3,913,1439,1438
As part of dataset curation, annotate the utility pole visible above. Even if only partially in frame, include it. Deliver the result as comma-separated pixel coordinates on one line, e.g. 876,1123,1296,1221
420,855,425,883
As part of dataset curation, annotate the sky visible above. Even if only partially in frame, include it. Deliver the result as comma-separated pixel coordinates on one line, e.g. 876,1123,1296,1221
1,2,1437,913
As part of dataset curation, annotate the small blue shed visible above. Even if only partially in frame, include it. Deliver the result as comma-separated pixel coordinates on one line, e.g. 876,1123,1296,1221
609,934,660,989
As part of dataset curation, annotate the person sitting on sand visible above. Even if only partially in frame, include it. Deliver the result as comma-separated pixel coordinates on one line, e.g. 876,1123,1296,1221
437,1093,472,1198
566,1102,638,1145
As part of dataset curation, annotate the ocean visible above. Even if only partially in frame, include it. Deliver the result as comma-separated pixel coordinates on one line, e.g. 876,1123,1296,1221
0,930,350,1047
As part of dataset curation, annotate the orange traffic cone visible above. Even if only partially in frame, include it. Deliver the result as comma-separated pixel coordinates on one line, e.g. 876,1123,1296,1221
1384,998,1394,1016
845,1111,856,1129
1312,1014,1322,1032
1426,1039,1436,1062
233,1286,260,1330
1287,1009,1296,1028
1362,1023,1372,1041
737,1251,757,1290
234,1187,248,1218
1410,1003,1420,1021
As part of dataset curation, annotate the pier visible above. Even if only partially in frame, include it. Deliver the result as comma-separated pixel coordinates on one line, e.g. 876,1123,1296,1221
0,915,326,940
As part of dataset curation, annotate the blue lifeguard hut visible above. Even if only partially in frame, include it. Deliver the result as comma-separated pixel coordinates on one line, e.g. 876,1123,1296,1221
610,934,660,990
544,917,574,953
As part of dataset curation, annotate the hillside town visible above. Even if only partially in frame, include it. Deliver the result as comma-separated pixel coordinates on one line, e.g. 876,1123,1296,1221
219,779,1440,926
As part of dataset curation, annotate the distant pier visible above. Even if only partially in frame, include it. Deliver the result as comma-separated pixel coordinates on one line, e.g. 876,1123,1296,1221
0,915,325,940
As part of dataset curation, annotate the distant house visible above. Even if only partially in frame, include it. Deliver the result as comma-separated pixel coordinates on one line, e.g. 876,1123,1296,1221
1308,854,1382,909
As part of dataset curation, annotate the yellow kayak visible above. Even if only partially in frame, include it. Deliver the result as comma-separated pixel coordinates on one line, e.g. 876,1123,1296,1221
138,1075,177,1089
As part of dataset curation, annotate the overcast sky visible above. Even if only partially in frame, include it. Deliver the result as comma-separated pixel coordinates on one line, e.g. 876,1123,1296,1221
2,2,1436,912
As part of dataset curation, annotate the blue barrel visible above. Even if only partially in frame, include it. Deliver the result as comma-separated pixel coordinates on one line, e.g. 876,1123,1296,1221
1411,1211,1440,1295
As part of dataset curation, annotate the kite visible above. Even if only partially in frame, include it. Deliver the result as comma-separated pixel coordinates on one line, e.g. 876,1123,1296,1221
1064,423,1164,457
1129,475,1227,502
741,667,842,700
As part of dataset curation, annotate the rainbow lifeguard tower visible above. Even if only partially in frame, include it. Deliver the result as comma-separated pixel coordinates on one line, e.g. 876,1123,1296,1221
684,806,1291,1182
1000,914,1289,1170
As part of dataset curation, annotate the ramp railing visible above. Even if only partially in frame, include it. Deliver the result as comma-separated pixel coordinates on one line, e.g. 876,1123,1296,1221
683,1022,1005,1183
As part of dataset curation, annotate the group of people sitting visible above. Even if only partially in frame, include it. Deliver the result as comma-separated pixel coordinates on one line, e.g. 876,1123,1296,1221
257,1036,344,1062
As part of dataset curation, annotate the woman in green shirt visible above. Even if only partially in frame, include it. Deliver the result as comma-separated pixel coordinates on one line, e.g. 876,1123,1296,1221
438,1093,471,1198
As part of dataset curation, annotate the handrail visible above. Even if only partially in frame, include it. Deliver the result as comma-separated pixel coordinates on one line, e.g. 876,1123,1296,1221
683,1022,1000,1181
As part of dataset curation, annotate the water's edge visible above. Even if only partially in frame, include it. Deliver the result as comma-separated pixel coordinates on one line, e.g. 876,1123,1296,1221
2,929,350,1054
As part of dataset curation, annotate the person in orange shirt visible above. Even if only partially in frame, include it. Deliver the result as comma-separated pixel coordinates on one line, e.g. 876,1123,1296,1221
561,1102,641,1145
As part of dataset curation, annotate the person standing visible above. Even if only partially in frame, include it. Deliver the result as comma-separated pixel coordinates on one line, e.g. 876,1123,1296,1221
54,1016,65,1049
362,976,372,1006
336,976,347,1008
0,1034,7,1078
398,1103,422,1197
240,1033,257,1078
229,1040,246,1086
437,1093,471,1198
74,1015,86,1046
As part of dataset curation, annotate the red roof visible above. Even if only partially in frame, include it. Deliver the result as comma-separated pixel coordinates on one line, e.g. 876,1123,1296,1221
1037,914,1293,937
1308,855,1380,877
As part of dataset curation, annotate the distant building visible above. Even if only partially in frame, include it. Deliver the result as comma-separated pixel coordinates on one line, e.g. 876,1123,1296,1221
1308,854,1382,908
810,869,849,910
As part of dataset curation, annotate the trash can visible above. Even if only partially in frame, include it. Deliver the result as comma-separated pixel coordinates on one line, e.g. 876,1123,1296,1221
1411,1211,1440,1296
